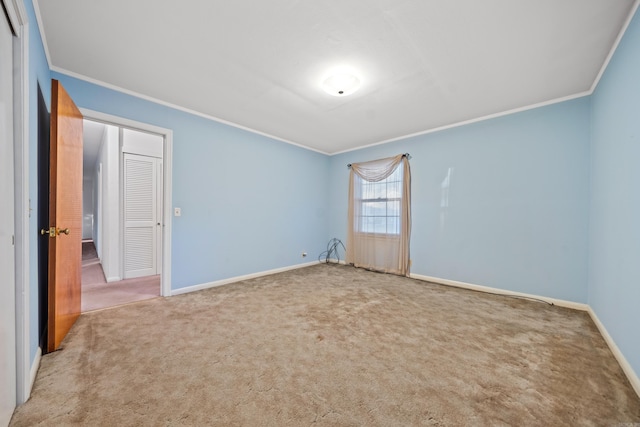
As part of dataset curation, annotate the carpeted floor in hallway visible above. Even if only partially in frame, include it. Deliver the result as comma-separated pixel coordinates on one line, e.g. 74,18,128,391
81,241,160,312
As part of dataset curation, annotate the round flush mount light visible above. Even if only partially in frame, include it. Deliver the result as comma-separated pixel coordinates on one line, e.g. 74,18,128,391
322,72,361,96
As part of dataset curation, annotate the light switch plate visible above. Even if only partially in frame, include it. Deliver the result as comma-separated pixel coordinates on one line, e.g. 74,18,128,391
174,207,181,217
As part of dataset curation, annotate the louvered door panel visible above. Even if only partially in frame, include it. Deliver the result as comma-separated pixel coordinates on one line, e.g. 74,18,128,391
123,153,157,278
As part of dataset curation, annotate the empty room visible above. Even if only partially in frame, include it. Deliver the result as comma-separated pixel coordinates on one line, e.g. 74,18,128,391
2,0,640,425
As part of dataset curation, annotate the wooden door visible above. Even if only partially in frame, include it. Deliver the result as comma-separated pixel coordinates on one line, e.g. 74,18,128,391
47,80,83,352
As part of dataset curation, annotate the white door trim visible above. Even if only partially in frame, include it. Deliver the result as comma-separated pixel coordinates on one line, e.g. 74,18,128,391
79,109,172,298
2,6,18,424
6,0,32,406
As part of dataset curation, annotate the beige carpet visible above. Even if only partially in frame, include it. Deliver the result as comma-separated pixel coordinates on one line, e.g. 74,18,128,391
81,241,160,312
82,273,161,312
11,264,640,426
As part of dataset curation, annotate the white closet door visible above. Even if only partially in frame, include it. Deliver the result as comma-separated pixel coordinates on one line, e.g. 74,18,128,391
155,161,163,273
123,153,158,279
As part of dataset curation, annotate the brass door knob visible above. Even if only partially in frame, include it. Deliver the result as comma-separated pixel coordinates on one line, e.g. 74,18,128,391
41,227,55,238
40,227,70,237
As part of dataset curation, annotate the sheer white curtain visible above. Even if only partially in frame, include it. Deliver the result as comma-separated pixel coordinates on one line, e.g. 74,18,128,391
346,154,411,276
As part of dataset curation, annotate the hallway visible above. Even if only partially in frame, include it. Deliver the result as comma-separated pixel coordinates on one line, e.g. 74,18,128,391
82,241,160,312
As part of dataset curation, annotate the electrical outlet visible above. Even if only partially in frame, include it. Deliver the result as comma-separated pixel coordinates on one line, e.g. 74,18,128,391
302,252,307,257
174,207,181,217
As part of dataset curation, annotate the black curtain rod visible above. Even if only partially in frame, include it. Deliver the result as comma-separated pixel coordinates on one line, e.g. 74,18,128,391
347,153,411,168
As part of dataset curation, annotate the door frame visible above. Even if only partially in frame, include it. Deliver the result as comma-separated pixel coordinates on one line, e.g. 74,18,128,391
8,0,32,406
80,108,173,298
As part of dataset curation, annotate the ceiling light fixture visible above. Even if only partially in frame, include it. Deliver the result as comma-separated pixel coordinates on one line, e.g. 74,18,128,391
322,72,361,97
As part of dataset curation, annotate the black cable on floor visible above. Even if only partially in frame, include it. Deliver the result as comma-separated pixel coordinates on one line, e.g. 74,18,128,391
318,238,345,264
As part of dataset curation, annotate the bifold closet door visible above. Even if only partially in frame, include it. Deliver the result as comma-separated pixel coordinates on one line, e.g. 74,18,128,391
123,153,161,279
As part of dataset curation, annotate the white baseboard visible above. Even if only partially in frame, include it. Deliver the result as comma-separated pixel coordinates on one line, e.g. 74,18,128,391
171,261,319,296
409,273,589,311
587,307,640,398
106,276,121,283
28,347,42,399
324,258,346,265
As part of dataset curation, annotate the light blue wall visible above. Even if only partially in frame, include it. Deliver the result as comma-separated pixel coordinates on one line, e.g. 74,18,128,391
329,98,591,303
25,0,51,363
589,8,640,378
51,71,330,289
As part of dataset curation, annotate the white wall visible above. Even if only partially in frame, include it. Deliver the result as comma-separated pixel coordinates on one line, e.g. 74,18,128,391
94,124,120,282
122,128,163,158
93,164,101,257
82,175,94,240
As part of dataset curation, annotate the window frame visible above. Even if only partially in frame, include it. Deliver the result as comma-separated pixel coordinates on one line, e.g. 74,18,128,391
355,165,403,236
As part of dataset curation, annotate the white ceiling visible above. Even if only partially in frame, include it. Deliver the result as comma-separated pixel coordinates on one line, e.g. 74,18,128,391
36,0,637,154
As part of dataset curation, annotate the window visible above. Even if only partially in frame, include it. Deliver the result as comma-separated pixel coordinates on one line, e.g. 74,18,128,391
346,154,411,276
357,165,403,235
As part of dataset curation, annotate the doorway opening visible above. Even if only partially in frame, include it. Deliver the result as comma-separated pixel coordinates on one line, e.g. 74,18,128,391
80,113,172,312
